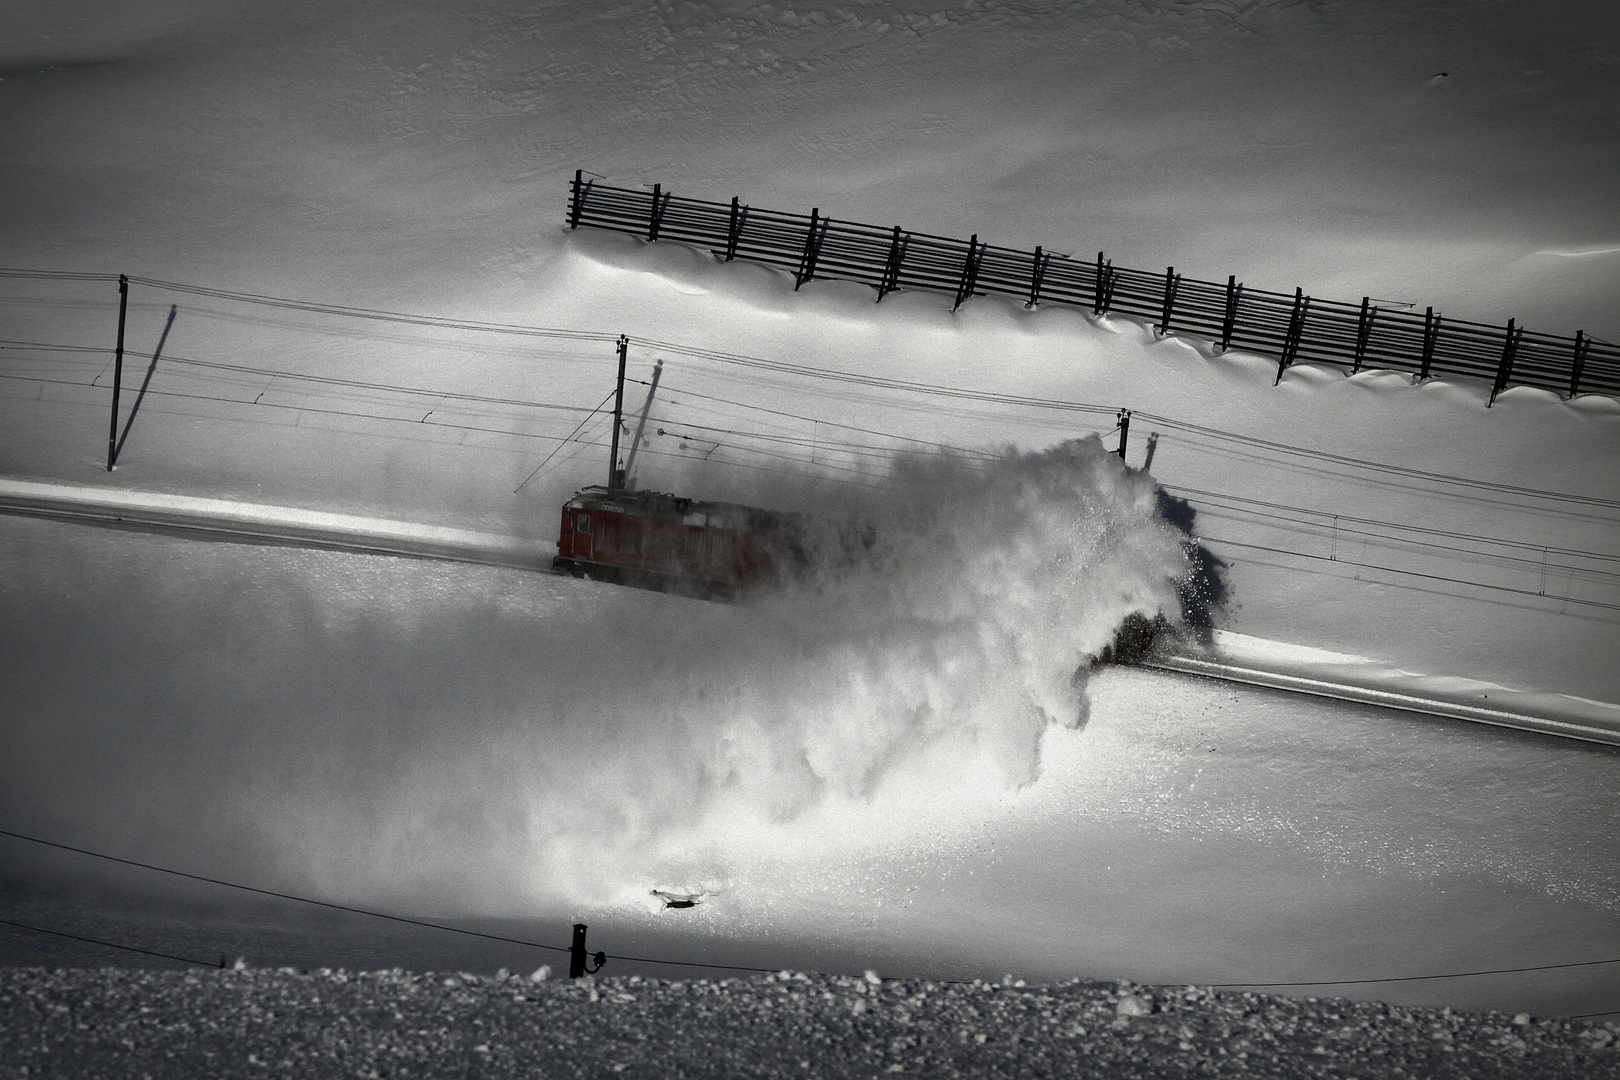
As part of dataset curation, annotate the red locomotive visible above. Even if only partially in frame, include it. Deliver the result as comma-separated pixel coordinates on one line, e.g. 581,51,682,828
553,484,806,597
551,341,842,596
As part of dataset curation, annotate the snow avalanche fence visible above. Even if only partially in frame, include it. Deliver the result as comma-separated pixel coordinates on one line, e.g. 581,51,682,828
565,172,1618,404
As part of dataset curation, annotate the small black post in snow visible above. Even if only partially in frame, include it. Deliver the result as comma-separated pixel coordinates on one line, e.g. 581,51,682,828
647,184,662,241
568,924,605,978
569,169,583,229
106,274,128,471
1093,251,1106,315
1116,409,1131,460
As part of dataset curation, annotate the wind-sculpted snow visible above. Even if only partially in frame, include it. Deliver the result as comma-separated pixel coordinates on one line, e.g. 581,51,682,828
0,437,1188,912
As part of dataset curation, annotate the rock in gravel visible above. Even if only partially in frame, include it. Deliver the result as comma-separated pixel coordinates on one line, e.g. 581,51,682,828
1,966,1616,1079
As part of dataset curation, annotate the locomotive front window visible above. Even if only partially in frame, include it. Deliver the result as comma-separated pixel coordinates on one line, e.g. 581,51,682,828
562,515,574,533
577,514,590,533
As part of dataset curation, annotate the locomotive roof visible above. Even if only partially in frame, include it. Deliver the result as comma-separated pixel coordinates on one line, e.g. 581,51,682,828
565,485,804,531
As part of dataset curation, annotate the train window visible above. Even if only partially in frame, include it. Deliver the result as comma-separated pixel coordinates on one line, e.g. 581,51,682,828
577,514,590,533
562,515,573,533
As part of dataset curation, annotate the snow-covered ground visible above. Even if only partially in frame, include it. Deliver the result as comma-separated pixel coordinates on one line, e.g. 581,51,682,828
3,0,1618,1031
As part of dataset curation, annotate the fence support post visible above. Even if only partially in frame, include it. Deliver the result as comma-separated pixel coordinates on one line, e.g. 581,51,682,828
795,208,822,290
1276,288,1306,384
953,234,981,311
1116,409,1130,460
106,274,128,471
1220,276,1240,352
1488,318,1519,407
1026,246,1044,308
878,226,903,302
1157,267,1179,335
1569,330,1587,398
569,169,584,229
569,924,605,978
1418,307,1438,380
1353,297,1373,373
647,184,663,241
1093,252,1106,315
725,197,741,261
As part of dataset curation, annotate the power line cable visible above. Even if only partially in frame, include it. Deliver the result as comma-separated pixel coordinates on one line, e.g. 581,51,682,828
7,363,1614,597
1192,507,1620,586
631,335,1120,418
4,910,1615,1020
646,414,933,470
0,269,120,283
156,354,597,414
7,272,1616,510
1212,955,1620,989
0,341,598,416
1198,535,1620,611
1137,411,1620,510
0,917,218,968
124,276,618,346
515,391,618,492
0,828,569,957
0,374,582,451
3,829,1616,1000
653,379,1000,459
1165,484,1620,563
600,951,779,974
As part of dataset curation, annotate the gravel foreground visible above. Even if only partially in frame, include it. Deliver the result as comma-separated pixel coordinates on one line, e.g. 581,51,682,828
2,966,1615,1079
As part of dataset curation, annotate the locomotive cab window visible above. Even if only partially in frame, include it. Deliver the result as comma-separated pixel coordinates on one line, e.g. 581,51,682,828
577,514,590,532
562,515,574,533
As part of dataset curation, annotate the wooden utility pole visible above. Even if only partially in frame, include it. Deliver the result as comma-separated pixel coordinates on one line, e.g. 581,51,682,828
106,274,128,471
609,336,628,488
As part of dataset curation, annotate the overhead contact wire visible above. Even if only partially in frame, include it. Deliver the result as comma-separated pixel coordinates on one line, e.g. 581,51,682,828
0,828,570,956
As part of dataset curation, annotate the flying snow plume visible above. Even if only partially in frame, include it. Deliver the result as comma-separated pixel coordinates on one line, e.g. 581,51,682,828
1,438,1191,914
497,437,1191,900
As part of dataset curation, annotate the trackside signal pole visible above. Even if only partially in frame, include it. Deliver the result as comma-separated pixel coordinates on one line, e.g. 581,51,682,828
569,923,605,978
106,274,128,470
609,335,628,489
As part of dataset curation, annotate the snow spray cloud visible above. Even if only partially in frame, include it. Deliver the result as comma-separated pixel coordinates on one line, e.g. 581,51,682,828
0,438,1189,913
